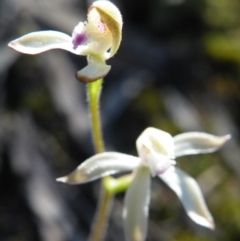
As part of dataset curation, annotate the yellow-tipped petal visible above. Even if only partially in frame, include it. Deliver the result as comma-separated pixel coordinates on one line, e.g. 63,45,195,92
56,152,140,184
56,176,68,183
91,0,123,58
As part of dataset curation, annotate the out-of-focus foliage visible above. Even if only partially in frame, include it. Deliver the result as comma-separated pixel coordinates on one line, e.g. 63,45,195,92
203,0,240,64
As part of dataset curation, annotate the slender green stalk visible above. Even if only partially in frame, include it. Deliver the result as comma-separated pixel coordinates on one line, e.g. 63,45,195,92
87,79,104,153
87,79,113,241
103,174,134,195
88,187,113,241
87,79,133,241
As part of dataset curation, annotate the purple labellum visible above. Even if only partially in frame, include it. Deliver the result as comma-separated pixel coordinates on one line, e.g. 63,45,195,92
72,33,87,50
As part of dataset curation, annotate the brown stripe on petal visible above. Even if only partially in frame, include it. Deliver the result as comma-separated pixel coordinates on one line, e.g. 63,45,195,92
94,6,122,58
75,72,107,83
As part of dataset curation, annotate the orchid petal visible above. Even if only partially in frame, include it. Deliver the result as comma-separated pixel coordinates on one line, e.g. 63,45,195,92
76,54,111,82
92,0,122,59
138,145,172,177
159,167,214,229
56,152,140,184
123,165,151,241
136,128,174,177
136,127,174,158
174,132,231,158
8,31,79,55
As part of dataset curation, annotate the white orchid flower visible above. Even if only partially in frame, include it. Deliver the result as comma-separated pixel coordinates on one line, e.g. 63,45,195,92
8,0,122,82
57,127,230,241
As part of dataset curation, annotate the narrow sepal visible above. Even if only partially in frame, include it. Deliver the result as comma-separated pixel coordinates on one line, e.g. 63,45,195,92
174,132,231,157
159,167,215,229
56,152,140,184
8,31,78,55
123,165,151,241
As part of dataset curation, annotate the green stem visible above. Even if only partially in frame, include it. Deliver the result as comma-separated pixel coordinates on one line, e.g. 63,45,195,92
88,187,113,241
103,174,134,195
87,80,133,241
87,79,113,241
87,79,104,153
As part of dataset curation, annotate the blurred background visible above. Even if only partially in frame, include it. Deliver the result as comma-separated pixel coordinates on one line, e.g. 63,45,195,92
0,0,240,240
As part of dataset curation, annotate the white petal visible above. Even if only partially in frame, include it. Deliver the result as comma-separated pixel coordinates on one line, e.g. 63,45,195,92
138,145,172,177
56,152,140,184
92,0,123,58
76,54,111,82
136,127,174,158
159,167,214,229
8,31,78,55
136,127,174,176
92,0,122,28
174,132,231,157
123,165,151,241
